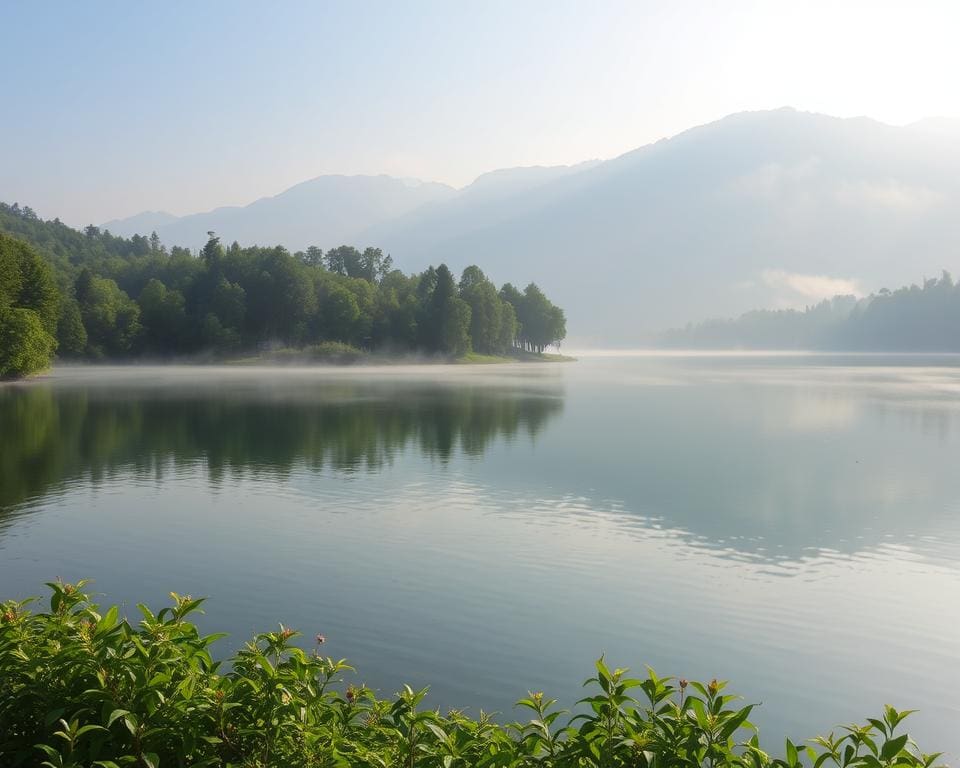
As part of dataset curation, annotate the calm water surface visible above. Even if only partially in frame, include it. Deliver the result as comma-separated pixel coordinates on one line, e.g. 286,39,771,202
2,355,959,757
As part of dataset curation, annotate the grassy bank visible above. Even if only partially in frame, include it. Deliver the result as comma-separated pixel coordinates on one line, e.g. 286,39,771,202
510,349,576,363
458,349,576,364
227,341,366,366
228,342,576,366
0,582,943,768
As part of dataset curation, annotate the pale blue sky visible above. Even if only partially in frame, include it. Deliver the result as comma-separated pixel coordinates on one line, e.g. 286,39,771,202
3,0,958,226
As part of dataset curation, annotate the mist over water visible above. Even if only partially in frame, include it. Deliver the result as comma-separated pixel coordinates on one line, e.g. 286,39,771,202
2,356,959,758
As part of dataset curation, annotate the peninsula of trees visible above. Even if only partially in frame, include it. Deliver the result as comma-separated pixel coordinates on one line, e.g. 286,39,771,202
0,202,567,377
663,271,960,351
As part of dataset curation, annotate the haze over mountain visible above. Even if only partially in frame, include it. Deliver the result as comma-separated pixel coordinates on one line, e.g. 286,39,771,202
105,109,960,344
105,175,456,256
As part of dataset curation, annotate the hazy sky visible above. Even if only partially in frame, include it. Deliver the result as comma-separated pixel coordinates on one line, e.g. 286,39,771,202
3,0,959,226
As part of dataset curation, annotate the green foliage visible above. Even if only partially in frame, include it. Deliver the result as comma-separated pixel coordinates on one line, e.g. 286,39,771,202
459,266,518,355
0,306,57,377
0,583,945,768
75,270,142,358
0,231,61,334
498,299,519,354
298,340,366,363
200,313,241,352
296,245,324,268
56,298,88,356
0,204,567,362
500,282,566,353
138,279,188,354
417,264,472,355
260,341,366,364
324,245,393,282
210,278,245,332
320,282,363,344
0,232,59,376
439,296,472,357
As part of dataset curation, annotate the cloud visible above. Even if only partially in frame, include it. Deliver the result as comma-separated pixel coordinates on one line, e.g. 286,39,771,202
760,269,860,304
728,161,940,216
728,157,822,199
832,179,941,213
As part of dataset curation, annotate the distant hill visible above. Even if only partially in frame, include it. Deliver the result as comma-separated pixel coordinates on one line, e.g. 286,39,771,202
102,210,178,236
104,109,960,344
661,271,960,352
104,174,455,253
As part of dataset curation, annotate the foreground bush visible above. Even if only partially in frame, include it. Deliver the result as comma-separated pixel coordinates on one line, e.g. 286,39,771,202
0,582,945,768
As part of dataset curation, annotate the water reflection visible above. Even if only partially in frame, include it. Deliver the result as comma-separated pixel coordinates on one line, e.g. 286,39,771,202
517,357,960,566
5,359,960,569
0,367,564,512
2,359,959,755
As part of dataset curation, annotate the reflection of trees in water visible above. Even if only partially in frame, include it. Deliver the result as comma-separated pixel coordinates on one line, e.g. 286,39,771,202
0,382,564,510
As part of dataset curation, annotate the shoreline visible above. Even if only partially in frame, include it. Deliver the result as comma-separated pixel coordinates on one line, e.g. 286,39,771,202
0,350,576,383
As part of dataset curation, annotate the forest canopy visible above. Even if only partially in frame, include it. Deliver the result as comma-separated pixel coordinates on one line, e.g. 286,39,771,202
0,202,567,376
662,271,960,351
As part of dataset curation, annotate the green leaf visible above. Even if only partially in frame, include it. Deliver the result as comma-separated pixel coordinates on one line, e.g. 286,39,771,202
718,704,755,741
43,708,66,726
107,709,131,728
35,743,61,759
97,605,119,633
786,738,799,766
595,656,612,682
201,632,229,646
178,676,196,700
881,734,909,761
869,718,889,736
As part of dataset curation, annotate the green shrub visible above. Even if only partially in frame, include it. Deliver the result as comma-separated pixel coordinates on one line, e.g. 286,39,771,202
257,342,366,365
0,306,57,378
0,232,59,377
0,582,946,768
300,341,365,364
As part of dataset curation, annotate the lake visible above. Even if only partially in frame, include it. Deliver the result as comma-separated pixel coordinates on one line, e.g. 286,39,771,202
2,355,959,758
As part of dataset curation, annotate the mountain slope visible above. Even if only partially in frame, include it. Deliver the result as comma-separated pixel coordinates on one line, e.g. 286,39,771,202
366,109,960,343
105,175,455,252
102,210,178,236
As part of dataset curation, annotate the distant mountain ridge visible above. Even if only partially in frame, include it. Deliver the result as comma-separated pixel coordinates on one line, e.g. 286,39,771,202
105,174,456,253
102,210,178,236
104,109,960,343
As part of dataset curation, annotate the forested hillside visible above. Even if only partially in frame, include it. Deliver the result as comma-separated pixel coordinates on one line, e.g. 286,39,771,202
0,202,566,377
662,271,960,351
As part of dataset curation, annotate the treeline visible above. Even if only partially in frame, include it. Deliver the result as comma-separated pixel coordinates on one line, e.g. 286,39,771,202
662,271,960,351
0,202,566,376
